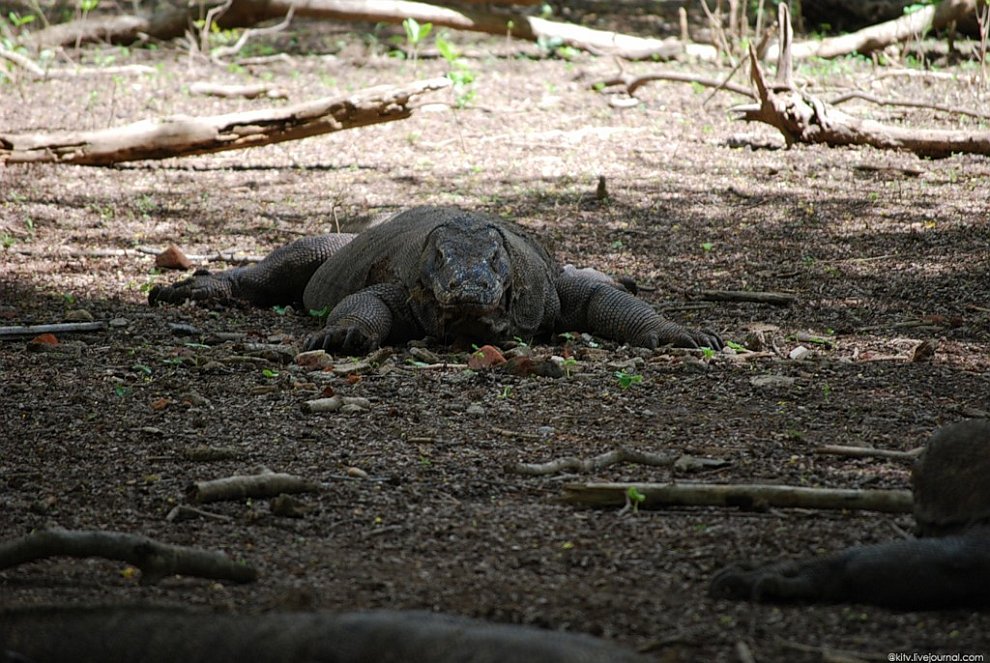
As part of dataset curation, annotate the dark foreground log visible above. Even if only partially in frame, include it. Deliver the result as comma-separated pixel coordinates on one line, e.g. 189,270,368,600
0,606,648,663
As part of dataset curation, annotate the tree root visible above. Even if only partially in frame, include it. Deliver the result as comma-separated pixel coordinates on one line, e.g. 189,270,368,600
0,528,257,585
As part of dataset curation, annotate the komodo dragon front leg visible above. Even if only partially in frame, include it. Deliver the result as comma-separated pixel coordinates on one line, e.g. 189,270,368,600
148,234,355,308
555,274,722,350
303,283,422,354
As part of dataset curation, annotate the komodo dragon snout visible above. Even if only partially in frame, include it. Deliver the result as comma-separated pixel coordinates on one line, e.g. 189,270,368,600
421,223,510,314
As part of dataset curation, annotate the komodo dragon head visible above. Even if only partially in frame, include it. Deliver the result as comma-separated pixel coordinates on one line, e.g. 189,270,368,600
415,221,512,340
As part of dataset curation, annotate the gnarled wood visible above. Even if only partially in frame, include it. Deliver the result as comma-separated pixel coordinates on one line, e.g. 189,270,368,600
0,77,450,166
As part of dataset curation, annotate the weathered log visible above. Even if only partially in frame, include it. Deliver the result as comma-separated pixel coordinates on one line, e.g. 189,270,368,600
768,0,979,60
561,482,914,514
27,0,714,61
0,528,257,584
0,77,450,166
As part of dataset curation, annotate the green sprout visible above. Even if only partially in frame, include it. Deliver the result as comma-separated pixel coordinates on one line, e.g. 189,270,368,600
614,370,643,389
626,486,646,513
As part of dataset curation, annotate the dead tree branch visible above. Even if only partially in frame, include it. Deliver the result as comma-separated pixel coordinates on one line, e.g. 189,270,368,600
815,445,924,461
0,321,107,337
510,448,678,476
827,90,990,122
694,290,797,306
734,5,990,158
187,471,319,503
766,0,979,60
27,0,714,61
0,77,450,166
561,482,913,513
595,72,754,99
0,528,257,584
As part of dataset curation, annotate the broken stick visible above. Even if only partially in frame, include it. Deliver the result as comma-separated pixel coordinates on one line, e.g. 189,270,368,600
510,448,677,476
561,482,913,514
815,445,924,461
0,528,256,584
187,471,319,503
0,77,450,166
0,321,107,338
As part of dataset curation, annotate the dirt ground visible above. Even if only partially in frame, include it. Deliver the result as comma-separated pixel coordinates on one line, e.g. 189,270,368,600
2,11,990,662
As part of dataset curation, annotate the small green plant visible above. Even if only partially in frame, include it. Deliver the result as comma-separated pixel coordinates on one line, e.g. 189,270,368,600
701,241,714,253
132,364,153,376
1,234,15,249
436,34,476,108
6,11,35,28
625,486,646,513
113,385,131,398
401,17,432,62
498,385,512,399
309,305,332,320
614,370,643,389
725,340,745,352
262,368,279,379
272,305,289,316
62,292,76,305
558,331,575,342
561,356,578,377
700,347,716,360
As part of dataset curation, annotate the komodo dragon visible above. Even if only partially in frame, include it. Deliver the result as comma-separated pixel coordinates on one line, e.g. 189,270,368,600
149,206,721,353
0,607,649,663
709,419,990,609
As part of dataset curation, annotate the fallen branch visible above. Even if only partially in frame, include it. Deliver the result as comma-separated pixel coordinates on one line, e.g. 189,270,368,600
0,77,451,166
27,0,715,61
828,90,990,122
0,528,256,585
0,321,107,337
695,290,797,306
510,447,677,476
560,482,913,513
187,471,319,503
6,245,266,263
734,5,990,158
0,44,155,79
595,71,754,99
766,0,979,60
189,81,288,99
815,445,924,461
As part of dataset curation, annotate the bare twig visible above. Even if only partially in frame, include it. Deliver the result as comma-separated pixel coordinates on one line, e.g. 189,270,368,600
595,71,754,99
210,7,294,62
187,471,319,503
828,90,990,121
0,528,256,584
815,445,924,461
510,448,677,476
561,482,913,513
695,290,797,306
189,81,288,99
0,322,107,338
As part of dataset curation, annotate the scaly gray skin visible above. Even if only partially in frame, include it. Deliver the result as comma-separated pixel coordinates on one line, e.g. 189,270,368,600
709,420,990,609
0,607,649,663
149,206,721,353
